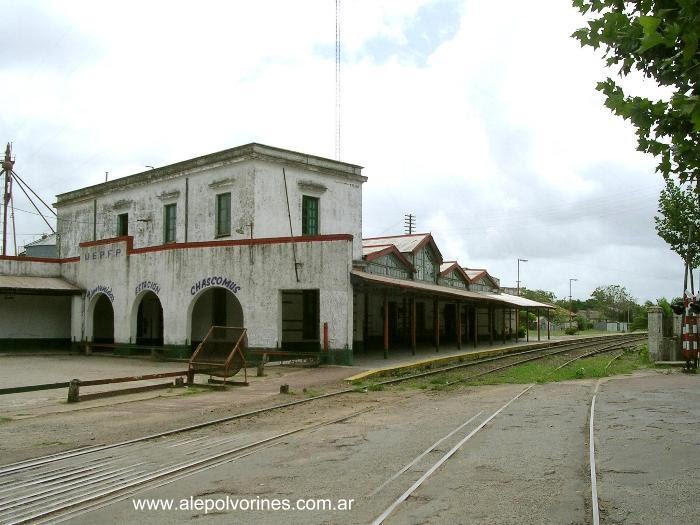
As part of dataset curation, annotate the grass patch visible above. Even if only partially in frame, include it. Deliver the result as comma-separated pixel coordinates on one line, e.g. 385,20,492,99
172,386,208,396
303,388,321,398
0,416,12,424
466,348,648,386
367,383,385,392
397,347,651,390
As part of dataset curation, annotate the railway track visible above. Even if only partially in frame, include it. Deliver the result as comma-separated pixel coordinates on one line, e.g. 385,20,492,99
0,334,645,523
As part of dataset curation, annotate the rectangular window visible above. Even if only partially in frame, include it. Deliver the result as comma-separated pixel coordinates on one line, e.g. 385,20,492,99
116,213,128,236
301,196,319,236
216,192,231,237
164,204,177,243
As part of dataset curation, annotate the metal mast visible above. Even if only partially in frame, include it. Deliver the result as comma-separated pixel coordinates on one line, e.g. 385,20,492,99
1,143,15,256
335,0,341,160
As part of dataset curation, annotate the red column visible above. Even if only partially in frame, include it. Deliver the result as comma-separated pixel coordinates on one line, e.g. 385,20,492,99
411,298,417,356
456,302,462,350
433,298,440,352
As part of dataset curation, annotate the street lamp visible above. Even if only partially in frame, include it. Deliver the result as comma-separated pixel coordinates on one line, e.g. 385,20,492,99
569,278,578,324
517,258,528,296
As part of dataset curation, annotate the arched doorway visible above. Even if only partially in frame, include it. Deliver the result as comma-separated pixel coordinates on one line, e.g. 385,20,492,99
189,287,244,348
136,292,164,346
92,294,114,343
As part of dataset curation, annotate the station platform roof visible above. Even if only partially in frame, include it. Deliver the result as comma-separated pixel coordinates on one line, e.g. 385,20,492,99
0,276,82,295
350,270,554,310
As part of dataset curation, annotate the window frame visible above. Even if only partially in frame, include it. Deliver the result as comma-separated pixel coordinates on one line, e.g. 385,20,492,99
163,203,177,244
116,213,129,237
301,195,319,236
215,192,232,238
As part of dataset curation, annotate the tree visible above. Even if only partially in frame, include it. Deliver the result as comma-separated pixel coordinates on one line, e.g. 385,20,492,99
655,178,700,267
519,288,556,305
590,284,637,321
572,1,699,184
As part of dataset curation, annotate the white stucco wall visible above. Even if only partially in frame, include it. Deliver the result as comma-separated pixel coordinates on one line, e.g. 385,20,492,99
0,295,71,339
55,146,365,260
69,235,353,349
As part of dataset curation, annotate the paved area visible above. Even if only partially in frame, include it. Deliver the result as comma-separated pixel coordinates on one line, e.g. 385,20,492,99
12,369,692,525
595,372,700,524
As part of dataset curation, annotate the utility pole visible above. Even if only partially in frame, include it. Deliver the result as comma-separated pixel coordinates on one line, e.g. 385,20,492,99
404,214,416,235
1,143,15,256
569,278,578,325
517,258,528,296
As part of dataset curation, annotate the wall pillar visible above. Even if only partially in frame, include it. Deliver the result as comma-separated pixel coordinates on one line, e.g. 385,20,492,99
647,306,663,362
410,297,416,356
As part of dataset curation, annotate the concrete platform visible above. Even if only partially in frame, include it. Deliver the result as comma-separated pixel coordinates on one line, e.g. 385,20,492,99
347,332,643,382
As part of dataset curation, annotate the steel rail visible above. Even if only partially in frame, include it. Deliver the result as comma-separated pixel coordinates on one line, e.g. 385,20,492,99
590,381,602,525
0,334,644,477
2,408,372,525
552,339,642,372
440,336,645,387
371,385,535,525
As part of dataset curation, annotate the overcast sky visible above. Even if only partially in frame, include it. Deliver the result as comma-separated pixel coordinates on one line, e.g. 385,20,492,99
0,0,686,302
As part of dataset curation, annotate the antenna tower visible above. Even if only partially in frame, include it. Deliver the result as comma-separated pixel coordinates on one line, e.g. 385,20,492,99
335,0,341,160
1,143,57,256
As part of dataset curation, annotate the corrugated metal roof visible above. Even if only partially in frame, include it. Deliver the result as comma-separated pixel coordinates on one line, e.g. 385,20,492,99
464,268,486,280
362,244,393,256
362,234,430,254
480,291,555,309
24,233,57,247
351,270,554,309
0,276,82,294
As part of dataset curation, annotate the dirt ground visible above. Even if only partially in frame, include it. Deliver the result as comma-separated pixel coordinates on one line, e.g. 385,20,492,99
1,359,698,524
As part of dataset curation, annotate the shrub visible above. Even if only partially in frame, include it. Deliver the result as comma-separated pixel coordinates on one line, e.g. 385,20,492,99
517,326,526,338
564,327,578,335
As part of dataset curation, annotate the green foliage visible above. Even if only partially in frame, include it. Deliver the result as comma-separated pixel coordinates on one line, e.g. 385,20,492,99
656,297,673,317
519,288,556,305
590,284,638,322
564,326,579,335
572,0,700,183
575,315,593,330
517,325,527,338
655,178,700,267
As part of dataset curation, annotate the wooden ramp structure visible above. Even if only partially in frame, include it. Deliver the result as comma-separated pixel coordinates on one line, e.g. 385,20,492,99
188,326,248,386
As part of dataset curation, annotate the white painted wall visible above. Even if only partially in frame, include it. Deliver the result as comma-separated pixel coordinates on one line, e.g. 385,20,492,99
0,295,71,339
56,147,365,260
67,236,353,349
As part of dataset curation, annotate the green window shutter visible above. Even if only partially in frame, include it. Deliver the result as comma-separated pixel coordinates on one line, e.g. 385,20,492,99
216,193,231,237
164,204,177,243
302,196,319,236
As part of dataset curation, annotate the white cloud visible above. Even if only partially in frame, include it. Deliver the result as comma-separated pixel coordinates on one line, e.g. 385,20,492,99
0,0,685,301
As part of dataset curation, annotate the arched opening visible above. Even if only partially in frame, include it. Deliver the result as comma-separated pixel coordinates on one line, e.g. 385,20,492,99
92,294,114,344
136,291,164,346
189,287,244,349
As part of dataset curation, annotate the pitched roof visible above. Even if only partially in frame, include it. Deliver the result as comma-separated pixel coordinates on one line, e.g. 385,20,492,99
362,233,443,262
463,267,499,288
24,233,57,247
439,261,471,284
362,244,415,271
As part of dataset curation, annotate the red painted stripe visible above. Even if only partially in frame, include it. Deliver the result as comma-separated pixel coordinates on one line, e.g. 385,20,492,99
79,236,134,251
129,234,353,255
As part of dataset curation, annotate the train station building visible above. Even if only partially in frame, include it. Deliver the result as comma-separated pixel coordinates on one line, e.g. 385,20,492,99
0,143,552,364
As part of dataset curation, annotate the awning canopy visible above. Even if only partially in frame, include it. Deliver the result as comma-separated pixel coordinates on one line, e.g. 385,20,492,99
0,275,82,295
351,270,554,310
